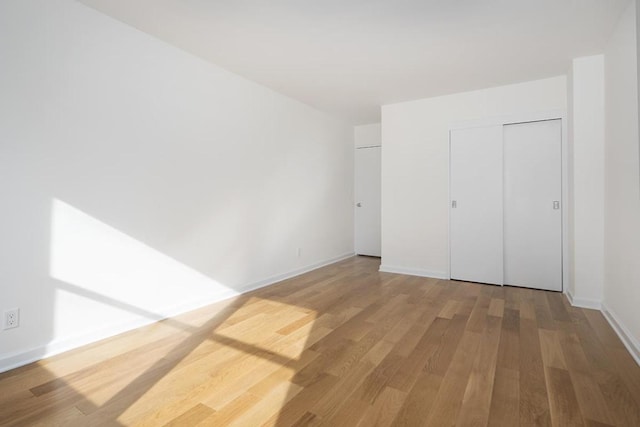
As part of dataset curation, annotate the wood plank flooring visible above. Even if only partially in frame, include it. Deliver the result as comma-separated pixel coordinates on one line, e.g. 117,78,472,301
1,256,639,426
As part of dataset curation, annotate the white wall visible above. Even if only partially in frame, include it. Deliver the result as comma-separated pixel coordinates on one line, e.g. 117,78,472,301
637,0,640,115
568,55,605,308
380,77,567,278
354,123,382,148
567,60,576,300
0,0,354,371
603,0,640,359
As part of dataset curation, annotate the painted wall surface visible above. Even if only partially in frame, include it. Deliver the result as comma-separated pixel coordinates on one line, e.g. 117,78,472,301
637,0,640,125
568,55,605,307
604,0,640,352
354,123,382,148
380,77,567,278
0,0,354,370
567,61,576,299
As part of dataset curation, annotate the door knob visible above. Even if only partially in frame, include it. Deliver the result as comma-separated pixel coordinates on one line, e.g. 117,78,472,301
356,202,362,207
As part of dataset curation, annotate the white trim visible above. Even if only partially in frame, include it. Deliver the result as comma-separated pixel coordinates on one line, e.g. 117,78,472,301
236,252,355,294
448,131,452,279
449,109,567,131
601,303,640,367
564,289,602,310
564,294,640,367
0,252,355,374
559,114,570,295
379,264,448,280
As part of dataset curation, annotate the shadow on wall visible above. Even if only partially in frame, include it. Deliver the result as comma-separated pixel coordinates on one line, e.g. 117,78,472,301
0,198,365,425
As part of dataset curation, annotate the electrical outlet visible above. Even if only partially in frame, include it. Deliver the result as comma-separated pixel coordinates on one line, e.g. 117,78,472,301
3,308,19,330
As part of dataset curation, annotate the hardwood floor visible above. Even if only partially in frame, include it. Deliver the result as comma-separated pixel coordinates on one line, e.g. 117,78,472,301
1,256,639,426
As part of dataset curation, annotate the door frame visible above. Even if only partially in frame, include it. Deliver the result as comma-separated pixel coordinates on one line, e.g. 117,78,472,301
448,109,568,291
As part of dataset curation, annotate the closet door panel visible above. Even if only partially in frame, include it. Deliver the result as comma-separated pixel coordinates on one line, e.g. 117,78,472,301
450,126,503,285
503,120,562,291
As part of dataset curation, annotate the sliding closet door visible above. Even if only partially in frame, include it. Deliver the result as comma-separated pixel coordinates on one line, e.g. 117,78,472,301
450,126,503,285
503,120,562,291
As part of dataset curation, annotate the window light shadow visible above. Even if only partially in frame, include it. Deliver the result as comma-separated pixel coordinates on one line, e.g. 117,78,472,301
39,198,321,425
49,199,240,342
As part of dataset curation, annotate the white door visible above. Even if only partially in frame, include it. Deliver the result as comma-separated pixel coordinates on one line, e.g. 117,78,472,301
503,120,562,291
450,126,504,285
355,146,381,257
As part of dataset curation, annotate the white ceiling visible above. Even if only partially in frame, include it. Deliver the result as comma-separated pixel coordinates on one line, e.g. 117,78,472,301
78,0,630,125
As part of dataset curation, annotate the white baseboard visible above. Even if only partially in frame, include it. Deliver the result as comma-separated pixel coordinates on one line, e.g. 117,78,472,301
565,289,602,310
0,292,242,374
236,252,355,295
379,264,448,280
601,303,640,367
0,252,355,374
565,291,640,367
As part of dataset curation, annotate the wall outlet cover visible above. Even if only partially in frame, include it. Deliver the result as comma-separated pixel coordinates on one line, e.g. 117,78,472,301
4,308,19,330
